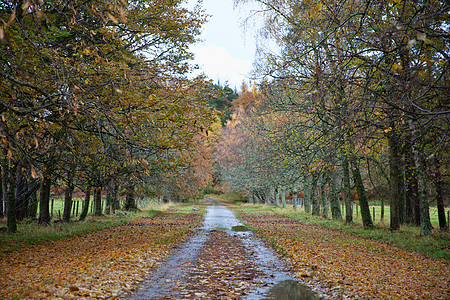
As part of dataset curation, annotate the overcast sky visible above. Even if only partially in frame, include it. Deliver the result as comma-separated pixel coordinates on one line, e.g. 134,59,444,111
186,0,262,89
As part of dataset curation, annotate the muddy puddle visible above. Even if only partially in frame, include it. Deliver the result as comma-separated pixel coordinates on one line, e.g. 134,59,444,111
262,280,319,300
231,225,251,232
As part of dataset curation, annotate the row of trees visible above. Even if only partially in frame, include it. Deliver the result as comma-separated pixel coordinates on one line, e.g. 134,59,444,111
217,0,449,234
0,0,218,232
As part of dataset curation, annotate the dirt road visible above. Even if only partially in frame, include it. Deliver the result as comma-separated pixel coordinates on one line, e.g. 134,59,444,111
127,198,318,299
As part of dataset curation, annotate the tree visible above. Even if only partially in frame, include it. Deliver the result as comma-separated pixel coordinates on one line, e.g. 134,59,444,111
0,0,215,228
234,0,448,233
206,83,238,126
79,185,91,222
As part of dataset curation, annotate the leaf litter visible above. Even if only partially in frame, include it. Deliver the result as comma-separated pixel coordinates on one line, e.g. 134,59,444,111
175,229,265,299
0,212,200,299
2,205,448,299
237,212,450,299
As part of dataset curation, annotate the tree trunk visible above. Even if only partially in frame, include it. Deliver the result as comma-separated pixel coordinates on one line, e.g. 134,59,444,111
2,156,8,218
350,155,374,228
434,159,447,231
321,175,328,219
267,186,274,206
405,147,419,226
105,183,112,215
388,132,401,230
0,173,3,218
292,188,297,210
15,169,40,220
79,185,91,221
281,186,286,208
330,171,342,220
113,182,120,212
62,175,74,222
399,173,406,225
252,194,258,204
275,187,280,207
343,156,353,223
93,186,102,216
304,176,311,213
38,167,52,225
311,175,320,216
6,162,17,233
417,157,432,236
28,190,38,219
409,121,432,235
15,161,28,221
124,185,136,211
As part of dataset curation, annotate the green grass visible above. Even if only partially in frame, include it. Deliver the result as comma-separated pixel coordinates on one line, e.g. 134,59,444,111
211,192,246,204
347,204,447,229
43,197,103,219
167,205,203,213
145,209,161,218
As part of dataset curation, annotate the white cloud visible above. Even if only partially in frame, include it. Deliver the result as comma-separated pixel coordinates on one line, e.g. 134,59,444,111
192,44,252,88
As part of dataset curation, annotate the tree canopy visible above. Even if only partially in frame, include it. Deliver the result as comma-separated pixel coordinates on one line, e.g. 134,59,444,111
0,0,218,230
218,0,449,233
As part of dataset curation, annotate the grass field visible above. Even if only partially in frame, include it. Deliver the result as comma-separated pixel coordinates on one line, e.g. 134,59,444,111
43,197,98,218
347,203,447,228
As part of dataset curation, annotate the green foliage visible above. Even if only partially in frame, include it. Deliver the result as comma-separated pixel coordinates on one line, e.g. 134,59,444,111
205,83,238,126
203,183,222,195
45,26,71,41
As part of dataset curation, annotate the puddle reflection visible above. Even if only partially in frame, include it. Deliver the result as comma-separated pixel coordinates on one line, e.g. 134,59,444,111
263,280,319,300
231,225,251,232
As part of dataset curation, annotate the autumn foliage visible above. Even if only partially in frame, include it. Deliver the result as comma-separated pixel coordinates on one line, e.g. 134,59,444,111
0,0,218,230
220,0,449,235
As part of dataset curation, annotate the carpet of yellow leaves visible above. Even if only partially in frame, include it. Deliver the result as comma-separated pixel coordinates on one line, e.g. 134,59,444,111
238,212,450,299
178,229,265,299
0,212,200,299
